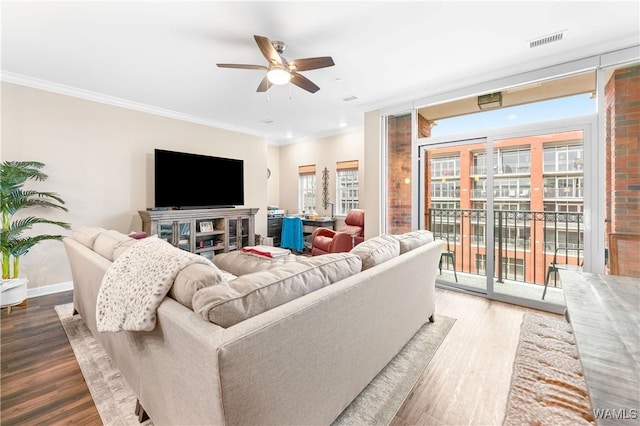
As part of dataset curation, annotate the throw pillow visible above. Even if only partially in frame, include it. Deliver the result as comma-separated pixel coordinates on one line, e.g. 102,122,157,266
169,262,227,310
112,238,139,260
93,230,132,261
212,251,298,276
193,252,362,328
128,231,148,239
72,226,106,248
350,234,400,270
393,230,434,254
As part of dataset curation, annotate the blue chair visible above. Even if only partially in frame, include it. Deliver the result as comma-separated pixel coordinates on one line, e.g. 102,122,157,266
281,216,304,252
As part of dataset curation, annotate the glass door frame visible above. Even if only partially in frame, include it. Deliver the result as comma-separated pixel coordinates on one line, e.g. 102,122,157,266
418,136,489,295
379,46,638,312
417,115,597,313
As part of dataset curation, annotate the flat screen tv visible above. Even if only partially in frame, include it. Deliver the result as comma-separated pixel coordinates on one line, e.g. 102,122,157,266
154,149,244,209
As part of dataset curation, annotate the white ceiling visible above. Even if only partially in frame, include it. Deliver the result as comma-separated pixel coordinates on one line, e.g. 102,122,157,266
2,1,639,145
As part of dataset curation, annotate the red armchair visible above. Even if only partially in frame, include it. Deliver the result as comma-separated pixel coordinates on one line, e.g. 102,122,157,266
311,209,365,256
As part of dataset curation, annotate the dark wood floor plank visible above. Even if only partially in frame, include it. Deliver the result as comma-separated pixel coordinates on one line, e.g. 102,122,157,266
1,291,101,425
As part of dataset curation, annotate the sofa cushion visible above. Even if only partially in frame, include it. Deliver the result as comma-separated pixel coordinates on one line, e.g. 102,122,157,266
393,230,434,254
169,262,227,309
93,230,131,261
212,251,298,276
112,238,139,260
350,234,400,270
193,252,362,328
72,226,106,248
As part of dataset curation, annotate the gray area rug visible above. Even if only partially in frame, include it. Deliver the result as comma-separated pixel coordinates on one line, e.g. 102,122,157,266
56,303,455,425
503,313,595,426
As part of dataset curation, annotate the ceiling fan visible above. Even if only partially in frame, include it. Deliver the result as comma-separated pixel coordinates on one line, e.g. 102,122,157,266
217,35,335,94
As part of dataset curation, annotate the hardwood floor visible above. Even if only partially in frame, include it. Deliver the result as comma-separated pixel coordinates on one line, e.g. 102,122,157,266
0,288,559,425
1,290,101,425
392,288,560,426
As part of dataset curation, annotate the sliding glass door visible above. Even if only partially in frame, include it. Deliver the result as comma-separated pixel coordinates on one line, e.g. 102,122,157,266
382,48,639,312
419,138,489,293
418,120,591,311
490,129,585,307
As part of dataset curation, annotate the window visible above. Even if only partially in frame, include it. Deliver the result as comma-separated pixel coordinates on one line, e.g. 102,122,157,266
494,202,531,211
431,155,460,177
472,152,490,175
544,202,583,213
543,176,583,199
493,177,531,199
501,257,525,281
431,180,459,198
543,144,583,172
497,148,530,174
298,164,316,212
431,202,460,210
336,160,359,215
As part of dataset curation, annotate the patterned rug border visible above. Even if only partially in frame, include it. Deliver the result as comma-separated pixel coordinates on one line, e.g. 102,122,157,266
55,303,455,425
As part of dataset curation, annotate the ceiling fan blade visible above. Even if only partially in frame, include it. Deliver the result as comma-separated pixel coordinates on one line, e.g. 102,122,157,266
291,72,320,94
257,75,271,92
217,63,267,70
254,35,283,65
288,57,335,71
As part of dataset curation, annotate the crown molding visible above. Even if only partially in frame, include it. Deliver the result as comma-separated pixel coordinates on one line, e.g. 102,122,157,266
1,71,268,140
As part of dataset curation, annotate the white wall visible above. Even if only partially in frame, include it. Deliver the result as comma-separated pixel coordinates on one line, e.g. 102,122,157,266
266,144,280,206
1,82,269,289
363,110,382,239
277,131,364,229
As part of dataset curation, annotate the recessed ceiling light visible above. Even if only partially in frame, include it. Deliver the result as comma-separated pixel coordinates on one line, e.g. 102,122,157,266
338,121,347,128
285,132,293,139
261,118,275,124
342,95,359,102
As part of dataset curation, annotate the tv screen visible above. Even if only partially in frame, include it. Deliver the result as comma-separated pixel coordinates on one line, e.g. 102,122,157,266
154,149,244,209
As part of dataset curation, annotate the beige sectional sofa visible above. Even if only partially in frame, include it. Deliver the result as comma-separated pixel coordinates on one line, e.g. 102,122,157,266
64,227,443,425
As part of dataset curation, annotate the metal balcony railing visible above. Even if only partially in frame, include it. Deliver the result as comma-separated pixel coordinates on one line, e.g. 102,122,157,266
431,190,461,199
543,188,584,198
471,165,531,175
431,169,460,178
426,208,583,285
470,189,531,199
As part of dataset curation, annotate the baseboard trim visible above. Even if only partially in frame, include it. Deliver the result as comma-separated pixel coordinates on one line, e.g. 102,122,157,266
28,281,73,299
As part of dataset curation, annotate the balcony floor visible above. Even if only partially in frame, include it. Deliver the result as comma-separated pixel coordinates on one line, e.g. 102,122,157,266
436,269,565,306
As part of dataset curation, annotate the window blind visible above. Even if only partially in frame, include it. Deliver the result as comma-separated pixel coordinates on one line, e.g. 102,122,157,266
336,160,358,170
298,164,316,175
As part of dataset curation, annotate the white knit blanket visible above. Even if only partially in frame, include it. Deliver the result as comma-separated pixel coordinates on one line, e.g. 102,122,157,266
96,237,210,332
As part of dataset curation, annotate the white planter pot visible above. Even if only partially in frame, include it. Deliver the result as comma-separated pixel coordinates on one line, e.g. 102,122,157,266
1,278,28,308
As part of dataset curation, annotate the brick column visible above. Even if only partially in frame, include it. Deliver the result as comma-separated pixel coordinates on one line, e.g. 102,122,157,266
605,65,640,276
606,66,640,235
386,114,412,233
386,114,432,234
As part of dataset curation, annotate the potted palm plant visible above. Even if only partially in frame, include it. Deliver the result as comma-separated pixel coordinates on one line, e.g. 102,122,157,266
1,161,70,311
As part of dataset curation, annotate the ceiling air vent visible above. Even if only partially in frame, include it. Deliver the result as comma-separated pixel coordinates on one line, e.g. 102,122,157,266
342,95,359,102
529,30,565,48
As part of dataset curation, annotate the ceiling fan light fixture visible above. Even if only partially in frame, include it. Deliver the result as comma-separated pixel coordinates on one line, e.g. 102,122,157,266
267,67,291,85
220,35,334,93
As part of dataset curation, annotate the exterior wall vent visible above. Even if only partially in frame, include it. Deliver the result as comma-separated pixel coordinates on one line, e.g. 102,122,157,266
529,31,565,48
